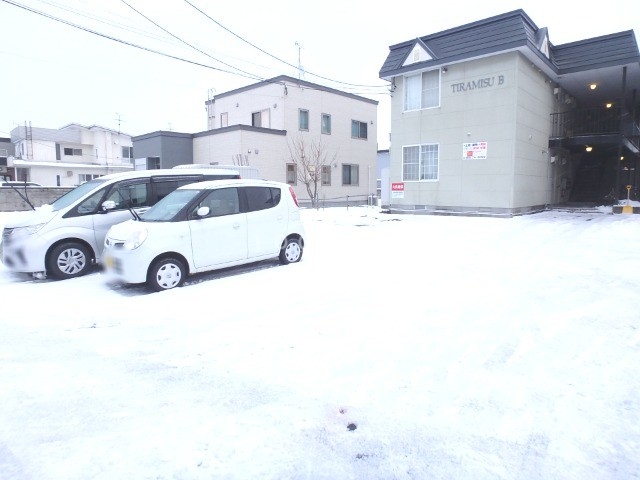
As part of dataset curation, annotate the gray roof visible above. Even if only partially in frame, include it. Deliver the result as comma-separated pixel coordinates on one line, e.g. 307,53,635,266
379,10,640,108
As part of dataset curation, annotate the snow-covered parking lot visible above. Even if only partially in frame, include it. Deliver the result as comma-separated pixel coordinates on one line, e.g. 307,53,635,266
1,206,639,479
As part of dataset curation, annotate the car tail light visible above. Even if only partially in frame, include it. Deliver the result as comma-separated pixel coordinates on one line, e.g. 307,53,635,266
288,186,299,207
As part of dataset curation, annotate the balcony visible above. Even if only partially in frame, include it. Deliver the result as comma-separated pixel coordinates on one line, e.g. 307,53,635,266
550,106,640,153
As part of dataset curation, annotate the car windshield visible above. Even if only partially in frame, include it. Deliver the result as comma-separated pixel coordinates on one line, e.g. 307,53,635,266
49,179,108,212
140,189,202,222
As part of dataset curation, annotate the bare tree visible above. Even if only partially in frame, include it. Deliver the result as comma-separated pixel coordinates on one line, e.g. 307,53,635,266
287,134,336,207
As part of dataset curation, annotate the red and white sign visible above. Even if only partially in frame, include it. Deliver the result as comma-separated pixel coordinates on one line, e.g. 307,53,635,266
463,142,488,160
391,182,404,199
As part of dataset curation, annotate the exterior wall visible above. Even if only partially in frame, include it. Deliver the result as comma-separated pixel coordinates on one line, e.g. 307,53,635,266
206,78,378,204
132,132,194,169
390,52,553,214
511,55,555,208
9,124,133,186
193,128,287,182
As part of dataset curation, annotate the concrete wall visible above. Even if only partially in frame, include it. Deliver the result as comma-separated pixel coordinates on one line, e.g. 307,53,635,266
0,187,72,211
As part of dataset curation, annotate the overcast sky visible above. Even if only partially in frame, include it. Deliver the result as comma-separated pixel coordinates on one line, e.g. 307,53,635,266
1,0,638,149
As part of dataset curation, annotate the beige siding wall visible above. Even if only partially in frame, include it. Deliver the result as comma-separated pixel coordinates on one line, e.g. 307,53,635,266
390,51,557,213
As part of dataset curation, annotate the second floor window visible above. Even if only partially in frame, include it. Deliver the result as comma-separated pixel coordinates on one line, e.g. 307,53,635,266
64,147,82,156
121,146,133,159
351,120,367,140
404,70,440,110
299,109,309,131
321,114,331,134
220,112,228,128
252,109,270,128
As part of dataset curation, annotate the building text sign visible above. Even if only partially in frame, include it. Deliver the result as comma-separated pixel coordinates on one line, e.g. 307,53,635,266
463,142,488,160
451,76,504,93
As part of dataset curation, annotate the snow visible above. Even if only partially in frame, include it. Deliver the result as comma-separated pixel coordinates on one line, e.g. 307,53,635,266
1,205,640,479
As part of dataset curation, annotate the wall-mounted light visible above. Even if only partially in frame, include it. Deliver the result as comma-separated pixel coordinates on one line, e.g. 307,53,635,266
441,66,448,73
585,146,593,152
606,102,613,108
620,156,625,161
589,83,597,90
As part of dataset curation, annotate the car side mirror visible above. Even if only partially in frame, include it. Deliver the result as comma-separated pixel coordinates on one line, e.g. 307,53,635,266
196,206,210,217
102,200,117,211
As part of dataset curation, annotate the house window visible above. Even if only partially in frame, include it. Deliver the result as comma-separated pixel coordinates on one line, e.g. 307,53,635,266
404,70,440,110
403,144,439,181
251,109,270,128
351,120,367,140
148,157,160,169
78,174,101,183
321,114,331,134
321,165,331,186
220,112,228,128
342,164,359,186
64,148,82,156
286,163,297,185
121,146,133,159
299,109,309,131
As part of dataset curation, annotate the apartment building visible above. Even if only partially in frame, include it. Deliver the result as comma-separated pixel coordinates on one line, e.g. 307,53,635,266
9,123,133,186
379,10,640,215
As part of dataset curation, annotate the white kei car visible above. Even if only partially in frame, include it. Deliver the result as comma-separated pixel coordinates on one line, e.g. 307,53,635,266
102,179,305,291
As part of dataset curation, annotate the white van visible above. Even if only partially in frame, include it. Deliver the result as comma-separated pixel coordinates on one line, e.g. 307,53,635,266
1,168,240,279
102,179,305,291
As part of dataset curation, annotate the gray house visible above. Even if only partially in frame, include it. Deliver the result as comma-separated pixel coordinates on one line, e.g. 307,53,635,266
380,9,640,215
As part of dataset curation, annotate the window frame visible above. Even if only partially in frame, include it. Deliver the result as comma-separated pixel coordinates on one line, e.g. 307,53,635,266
321,165,331,186
351,120,368,140
286,163,297,185
321,113,331,135
404,69,441,111
402,143,440,182
342,164,359,186
298,109,309,131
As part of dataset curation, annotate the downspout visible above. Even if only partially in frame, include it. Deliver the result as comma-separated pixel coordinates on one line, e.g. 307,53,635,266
615,66,627,200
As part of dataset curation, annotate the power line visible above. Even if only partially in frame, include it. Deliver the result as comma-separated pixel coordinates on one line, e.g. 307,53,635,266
1,0,262,81
118,0,262,81
181,0,388,90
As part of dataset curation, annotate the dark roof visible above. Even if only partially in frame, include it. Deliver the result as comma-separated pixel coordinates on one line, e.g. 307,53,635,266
211,75,378,105
379,10,543,78
379,9,640,108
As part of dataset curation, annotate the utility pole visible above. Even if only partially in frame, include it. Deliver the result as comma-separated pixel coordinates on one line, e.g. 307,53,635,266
115,113,123,134
295,41,303,80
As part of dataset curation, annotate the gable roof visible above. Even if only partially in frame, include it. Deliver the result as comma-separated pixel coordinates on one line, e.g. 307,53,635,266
210,75,378,106
379,9,640,108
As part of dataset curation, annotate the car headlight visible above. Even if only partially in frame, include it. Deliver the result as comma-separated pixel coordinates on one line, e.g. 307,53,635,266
9,223,45,239
123,229,148,250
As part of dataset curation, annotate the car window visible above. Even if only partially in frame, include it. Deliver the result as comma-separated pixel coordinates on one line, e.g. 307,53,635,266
105,181,150,209
198,188,240,217
244,186,281,212
153,177,201,201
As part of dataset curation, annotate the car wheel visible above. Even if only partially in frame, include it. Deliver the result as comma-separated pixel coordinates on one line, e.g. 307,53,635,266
148,257,186,291
279,237,303,265
47,242,91,279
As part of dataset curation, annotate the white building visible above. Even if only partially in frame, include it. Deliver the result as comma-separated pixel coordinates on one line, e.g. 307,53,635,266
134,75,379,205
9,123,133,186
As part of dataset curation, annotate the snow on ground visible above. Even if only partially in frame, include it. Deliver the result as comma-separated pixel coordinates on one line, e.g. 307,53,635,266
1,206,639,479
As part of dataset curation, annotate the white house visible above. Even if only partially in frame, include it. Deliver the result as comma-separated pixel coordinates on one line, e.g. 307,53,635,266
198,75,379,204
9,123,134,186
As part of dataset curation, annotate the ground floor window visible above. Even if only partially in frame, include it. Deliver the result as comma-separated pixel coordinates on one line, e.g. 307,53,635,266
403,144,439,181
342,164,359,185
321,165,331,186
286,163,297,185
